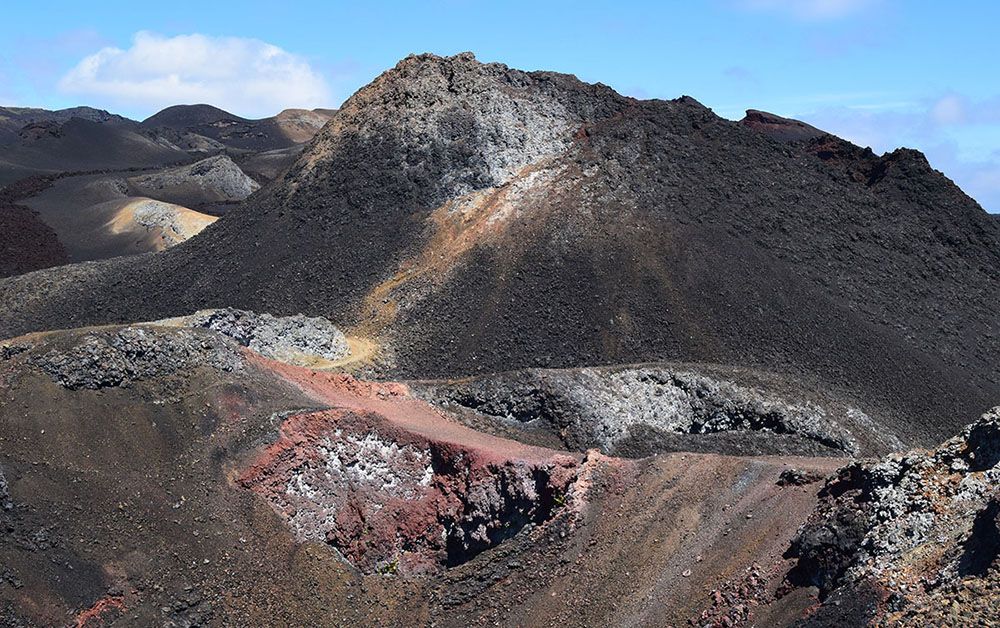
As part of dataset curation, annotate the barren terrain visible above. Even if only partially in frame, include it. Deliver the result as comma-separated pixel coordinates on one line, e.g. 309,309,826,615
1,53,998,626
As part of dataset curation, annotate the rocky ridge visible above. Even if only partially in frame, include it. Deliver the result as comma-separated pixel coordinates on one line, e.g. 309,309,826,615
412,365,898,457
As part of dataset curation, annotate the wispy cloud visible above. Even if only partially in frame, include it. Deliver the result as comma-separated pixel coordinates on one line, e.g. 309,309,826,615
623,86,652,99
723,66,756,83
58,31,333,118
737,0,881,21
844,101,916,111
926,94,1000,126
718,91,898,115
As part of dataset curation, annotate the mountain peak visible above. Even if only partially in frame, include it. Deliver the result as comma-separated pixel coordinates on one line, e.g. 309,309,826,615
297,52,631,201
397,50,480,68
142,104,245,128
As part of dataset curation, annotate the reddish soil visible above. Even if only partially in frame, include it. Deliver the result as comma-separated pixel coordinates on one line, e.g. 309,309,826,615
74,595,126,627
249,353,579,465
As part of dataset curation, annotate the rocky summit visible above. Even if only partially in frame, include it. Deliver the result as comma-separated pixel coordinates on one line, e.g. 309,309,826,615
0,49,998,627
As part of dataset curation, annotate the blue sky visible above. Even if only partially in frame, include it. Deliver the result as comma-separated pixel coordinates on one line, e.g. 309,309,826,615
1,0,998,211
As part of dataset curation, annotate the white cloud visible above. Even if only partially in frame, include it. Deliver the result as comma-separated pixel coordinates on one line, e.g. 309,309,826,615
739,0,879,20
931,95,965,125
58,32,332,118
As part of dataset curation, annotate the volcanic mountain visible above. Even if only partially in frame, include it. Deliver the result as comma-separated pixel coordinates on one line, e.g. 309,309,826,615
3,52,1000,627
2,52,1000,450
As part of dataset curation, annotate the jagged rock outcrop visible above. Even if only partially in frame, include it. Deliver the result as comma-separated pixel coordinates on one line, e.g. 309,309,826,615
29,326,241,389
787,408,1000,625
0,466,11,512
412,364,899,457
240,406,579,574
177,308,349,365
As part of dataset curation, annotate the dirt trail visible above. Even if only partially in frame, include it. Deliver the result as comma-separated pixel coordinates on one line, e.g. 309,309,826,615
307,335,380,371
248,352,576,465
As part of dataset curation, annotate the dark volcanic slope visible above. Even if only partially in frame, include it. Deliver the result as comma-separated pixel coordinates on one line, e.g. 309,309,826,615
2,53,999,447
0,117,187,185
0,106,128,145
0,175,68,277
0,205,67,277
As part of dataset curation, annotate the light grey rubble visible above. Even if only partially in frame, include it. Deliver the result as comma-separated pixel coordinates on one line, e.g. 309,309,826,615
790,407,1000,610
129,154,260,202
0,466,10,511
303,52,599,202
184,308,349,364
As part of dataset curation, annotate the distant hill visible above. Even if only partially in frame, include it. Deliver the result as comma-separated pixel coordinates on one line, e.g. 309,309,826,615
0,105,130,145
0,101,331,266
141,103,334,151
739,109,826,143
0,116,187,185
141,103,237,128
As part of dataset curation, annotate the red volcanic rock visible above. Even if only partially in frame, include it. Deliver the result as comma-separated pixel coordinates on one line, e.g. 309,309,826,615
74,595,125,627
739,109,826,143
240,356,581,574
246,353,578,464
